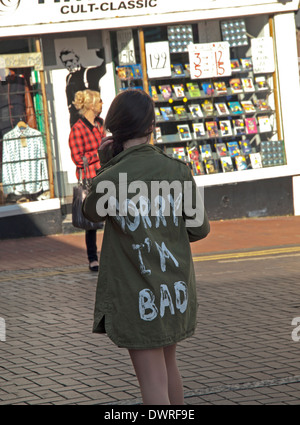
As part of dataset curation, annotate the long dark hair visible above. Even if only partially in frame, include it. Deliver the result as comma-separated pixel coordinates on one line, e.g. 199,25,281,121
104,89,155,157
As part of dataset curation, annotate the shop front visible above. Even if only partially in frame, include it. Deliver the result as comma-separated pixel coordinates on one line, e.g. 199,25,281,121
0,0,299,238
0,37,60,238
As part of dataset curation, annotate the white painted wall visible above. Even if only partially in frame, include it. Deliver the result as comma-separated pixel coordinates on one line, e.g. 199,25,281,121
293,176,300,215
274,12,300,175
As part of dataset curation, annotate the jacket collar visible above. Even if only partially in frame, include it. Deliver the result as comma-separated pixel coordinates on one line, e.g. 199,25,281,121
97,143,162,175
80,116,103,131
110,144,159,164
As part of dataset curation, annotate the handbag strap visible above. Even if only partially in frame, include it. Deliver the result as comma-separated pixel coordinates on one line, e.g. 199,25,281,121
81,155,92,189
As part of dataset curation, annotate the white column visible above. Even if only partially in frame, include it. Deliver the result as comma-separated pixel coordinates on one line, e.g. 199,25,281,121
293,176,300,215
274,12,300,173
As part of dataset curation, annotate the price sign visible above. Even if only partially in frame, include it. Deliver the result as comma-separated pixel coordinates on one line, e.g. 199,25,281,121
188,42,231,79
212,42,231,77
251,37,275,74
117,29,136,65
145,41,171,79
188,43,214,79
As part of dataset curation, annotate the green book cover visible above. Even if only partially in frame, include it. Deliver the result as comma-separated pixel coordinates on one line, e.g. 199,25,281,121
186,82,201,97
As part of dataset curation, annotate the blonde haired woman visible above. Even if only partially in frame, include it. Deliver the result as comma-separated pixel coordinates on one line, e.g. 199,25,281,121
69,89,106,271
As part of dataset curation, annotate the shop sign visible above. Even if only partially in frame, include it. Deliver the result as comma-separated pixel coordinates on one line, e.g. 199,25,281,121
0,1,298,33
0,53,43,71
1,0,160,25
188,42,231,79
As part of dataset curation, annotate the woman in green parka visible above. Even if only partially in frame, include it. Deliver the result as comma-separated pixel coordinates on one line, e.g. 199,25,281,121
83,89,210,405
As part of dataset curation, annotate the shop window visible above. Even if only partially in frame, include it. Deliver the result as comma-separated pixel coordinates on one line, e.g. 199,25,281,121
0,43,51,207
111,17,286,178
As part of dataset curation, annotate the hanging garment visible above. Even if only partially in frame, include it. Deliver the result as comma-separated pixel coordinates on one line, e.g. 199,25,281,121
0,72,38,184
31,70,45,136
0,72,37,136
2,124,49,194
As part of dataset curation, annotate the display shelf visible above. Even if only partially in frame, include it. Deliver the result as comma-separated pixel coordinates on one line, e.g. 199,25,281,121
154,128,275,144
149,52,284,179
152,86,271,103
155,108,275,122
193,163,291,187
112,28,286,181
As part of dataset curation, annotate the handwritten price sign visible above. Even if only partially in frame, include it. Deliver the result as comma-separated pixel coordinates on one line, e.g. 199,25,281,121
145,41,171,79
251,37,275,74
188,43,213,79
117,29,136,65
188,42,231,79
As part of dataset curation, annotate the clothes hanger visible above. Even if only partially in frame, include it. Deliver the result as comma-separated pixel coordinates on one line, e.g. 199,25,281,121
17,120,27,130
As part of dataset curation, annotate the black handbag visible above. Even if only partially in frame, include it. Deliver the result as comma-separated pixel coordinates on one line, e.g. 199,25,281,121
72,156,103,231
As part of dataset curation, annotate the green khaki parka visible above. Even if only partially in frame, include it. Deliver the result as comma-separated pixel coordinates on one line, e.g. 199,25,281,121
83,144,210,349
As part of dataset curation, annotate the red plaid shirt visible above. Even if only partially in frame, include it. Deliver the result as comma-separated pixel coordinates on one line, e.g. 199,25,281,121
69,116,106,180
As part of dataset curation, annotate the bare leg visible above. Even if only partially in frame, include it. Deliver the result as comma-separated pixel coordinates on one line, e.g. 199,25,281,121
163,344,184,405
128,347,170,405
128,344,184,405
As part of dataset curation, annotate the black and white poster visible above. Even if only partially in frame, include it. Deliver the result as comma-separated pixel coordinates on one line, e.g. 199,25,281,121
49,35,113,184
54,37,106,127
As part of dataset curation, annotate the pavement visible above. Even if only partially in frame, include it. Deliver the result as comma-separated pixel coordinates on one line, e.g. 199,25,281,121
0,215,300,405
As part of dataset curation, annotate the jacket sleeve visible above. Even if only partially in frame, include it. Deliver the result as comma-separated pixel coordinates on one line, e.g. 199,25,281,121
182,169,210,242
69,125,85,170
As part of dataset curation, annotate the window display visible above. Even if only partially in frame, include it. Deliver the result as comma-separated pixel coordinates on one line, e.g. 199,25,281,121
112,20,286,178
149,55,285,176
0,54,51,205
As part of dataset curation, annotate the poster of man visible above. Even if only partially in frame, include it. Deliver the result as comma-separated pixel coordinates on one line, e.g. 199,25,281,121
54,37,106,127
